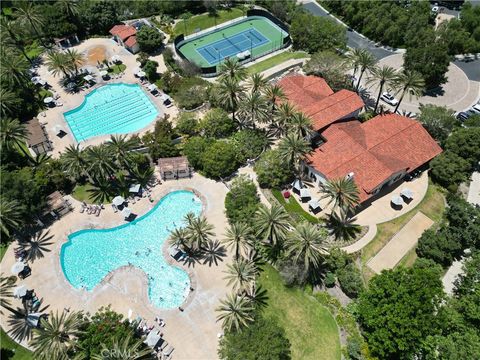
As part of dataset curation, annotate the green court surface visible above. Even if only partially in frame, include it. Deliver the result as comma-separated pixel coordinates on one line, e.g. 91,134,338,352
177,16,288,68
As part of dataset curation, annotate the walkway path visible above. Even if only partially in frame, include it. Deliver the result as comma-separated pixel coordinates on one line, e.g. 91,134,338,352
367,212,434,273
442,258,466,296
341,225,377,254
467,171,480,206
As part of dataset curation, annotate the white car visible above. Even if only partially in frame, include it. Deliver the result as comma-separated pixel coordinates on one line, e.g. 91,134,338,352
470,103,480,114
381,92,399,106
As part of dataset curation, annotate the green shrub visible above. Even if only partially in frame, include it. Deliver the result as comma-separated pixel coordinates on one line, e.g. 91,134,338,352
183,136,211,170
278,258,308,287
175,112,198,136
232,129,270,164
337,264,364,298
324,272,336,288
254,149,293,189
224,175,260,225
199,108,236,138
136,26,165,53
202,141,239,179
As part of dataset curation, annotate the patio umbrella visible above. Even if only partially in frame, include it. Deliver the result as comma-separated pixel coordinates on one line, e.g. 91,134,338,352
99,70,108,77
37,79,46,86
308,199,321,210
53,125,64,135
400,188,414,199
133,67,141,75
291,179,304,191
84,74,93,82
147,83,158,92
13,285,28,298
111,55,120,63
43,97,54,104
391,195,404,206
137,71,146,78
112,196,125,206
300,188,311,198
122,207,132,218
144,331,161,348
129,184,141,193
11,262,25,275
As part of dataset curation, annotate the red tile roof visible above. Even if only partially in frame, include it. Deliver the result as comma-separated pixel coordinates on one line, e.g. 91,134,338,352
124,35,137,48
109,25,136,41
307,114,443,201
278,75,363,131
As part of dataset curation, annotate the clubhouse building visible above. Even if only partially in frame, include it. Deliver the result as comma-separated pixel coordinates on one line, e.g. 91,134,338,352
278,75,443,204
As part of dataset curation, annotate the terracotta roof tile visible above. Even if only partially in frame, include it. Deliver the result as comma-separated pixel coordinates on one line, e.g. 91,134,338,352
124,35,137,48
109,25,136,41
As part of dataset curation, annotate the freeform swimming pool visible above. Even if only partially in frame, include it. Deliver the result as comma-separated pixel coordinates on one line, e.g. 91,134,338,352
60,190,202,309
63,83,159,142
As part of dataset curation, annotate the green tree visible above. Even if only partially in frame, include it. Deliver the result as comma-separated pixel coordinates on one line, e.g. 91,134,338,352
0,196,24,238
199,108,236,138
142,60,159,82
327,210,361,241
219,58,247,83
416,228,462,267
136,26,165,53
0,17,33,64
185,214,215,250
88,177,114,204
336,263,364,298
45,51,71,78
277,134,311,175
215,77,245,122
246,73,268,94
224,258,258,292
393,70,425,113
0,274,16,314
223,223,252,261
64,48,85,76
224,175,260,225
417,104,456,145
216,293,254,332
264,83,286,115
0,117,30,158
183,136,211,170
254,149,294,189
168,227,194,254
285,222,327,271
202,141,239,179
81,1,118,35
319,178,360,213
0,50,30,89
348,48,377,91
60,144,92,181
253,204,290,247
445,127,480,168
175,112,198,136
272,102,296,138
430,151,471,188
87,145,116,179
238,91,268,129
232,129,269,164
366,65,397,112
0,88,21,117
15,2,46,46
288,112,313,138
304,51,352,92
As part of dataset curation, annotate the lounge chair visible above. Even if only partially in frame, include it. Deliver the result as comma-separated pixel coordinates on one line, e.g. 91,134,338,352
96,206,101,217
162,345,174,357
159,341,168,351
112,204,118,213
80,204,86,213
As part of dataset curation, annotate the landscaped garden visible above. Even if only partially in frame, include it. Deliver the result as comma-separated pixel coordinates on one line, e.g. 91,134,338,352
173,7,245,36
246,51,309,74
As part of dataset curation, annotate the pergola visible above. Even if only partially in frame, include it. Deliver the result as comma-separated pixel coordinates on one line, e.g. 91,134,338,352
42,191,72,218
158,156,191,180
25,118,52,155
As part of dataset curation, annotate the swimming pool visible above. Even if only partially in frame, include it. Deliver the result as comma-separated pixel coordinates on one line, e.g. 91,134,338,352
64,83,159,142
60,190,202,309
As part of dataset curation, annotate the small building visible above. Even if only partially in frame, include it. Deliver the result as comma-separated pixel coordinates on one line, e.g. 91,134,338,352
53,34,80,49
42,191,73,219
158,157,191,180
25,118,52,155
109,24,139,54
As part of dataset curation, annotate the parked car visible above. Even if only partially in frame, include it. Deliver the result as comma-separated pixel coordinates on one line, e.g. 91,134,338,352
381,92,399,106
470,103,480,115
456,111,470,122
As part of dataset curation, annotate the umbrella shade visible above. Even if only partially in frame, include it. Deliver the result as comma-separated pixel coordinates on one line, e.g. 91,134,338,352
137,71,146,78
122,207,132,218
300,188,311,198
37,79,46,86
292,179,304,191
14,285,28,298
111,55,120,62
112,196,125,206
84,74,93,81
144,331,161,347
308,199,321,210
148,84,158,92
129,184,141,193
43,97,54,104
53,125,64,135
401,188,414,199
391,195,404,206
99,70,108,76
133,67,141,74
11,262,25,275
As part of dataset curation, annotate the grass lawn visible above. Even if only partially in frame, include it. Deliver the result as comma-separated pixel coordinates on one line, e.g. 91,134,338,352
38,88,53,99
0,329,33,360
0,243,8,261
174,7,245,36
72,183,98,204
108,64,127,75
259,266,341,360
272,189,320,224
247,51,309,74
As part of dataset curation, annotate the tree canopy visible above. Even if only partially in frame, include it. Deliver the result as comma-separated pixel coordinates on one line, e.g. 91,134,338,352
136,26,164,53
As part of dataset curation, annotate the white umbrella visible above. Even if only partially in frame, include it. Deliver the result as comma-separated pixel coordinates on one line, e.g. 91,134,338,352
291,179,304,192
127,308,133,321
300,188,311,198
308,199,321,210
148,83,158,92
129,184,141,193
43,97,54,104
391,195,404,206
53,125,64,135
400,188,413,199
144,331,161,347
11,262,25,275
14,285,28,298
99,70,108,77
122,207,132,218
84,74,93,81
37,79,46,86
111,55,120,63
133,67,141,74
137,71,146,78
112,196,125,206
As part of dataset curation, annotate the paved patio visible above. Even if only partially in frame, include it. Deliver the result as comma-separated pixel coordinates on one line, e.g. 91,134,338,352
0,173,231,359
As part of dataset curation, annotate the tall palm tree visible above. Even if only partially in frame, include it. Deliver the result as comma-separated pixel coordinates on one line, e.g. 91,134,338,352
219,58,247,82
186,215,215,250
88,177,114,204
223,222,252,260
264,83,286,115
130,165,155,189
28,152,52,171
0,50,30,89
350,49,377,91
347,48,364,80
216,77,245,122
327,210,361,241
0,274,16,315
238,91,268,129
393,70,425,113
0,197,24,237
285,222,327,271
115,172,130,199
87,145,116,179
45,51,71,78
253,204,290,246
169,227,194,254
278,133,311,174
64,48,85,76
0,117,30,157
107,135,139,171
289,112,313,138
15,2,46,46
31,310,84,360
56,0,79,19
0,17,33,64
0,88,21,117
61,144,92,181
272,102,296,138
244,284,268,309
224,258,258,292
216,293,254,332
366,65,397,113
19,230,54,262
319,177,360,212
92,334,155,360
247,73,267,94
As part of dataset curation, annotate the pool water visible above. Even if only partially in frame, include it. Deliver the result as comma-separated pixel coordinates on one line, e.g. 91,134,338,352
60,190,202,309
64,83,158,142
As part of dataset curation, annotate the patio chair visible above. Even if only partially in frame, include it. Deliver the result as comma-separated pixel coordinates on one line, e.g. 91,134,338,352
80,204,86,213
162,345,174,357
159,341,168,351
112,204,118,213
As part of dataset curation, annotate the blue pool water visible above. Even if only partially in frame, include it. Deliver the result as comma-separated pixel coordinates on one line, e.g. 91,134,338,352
64,83,158,142
60,190,202,309
197,29,269,65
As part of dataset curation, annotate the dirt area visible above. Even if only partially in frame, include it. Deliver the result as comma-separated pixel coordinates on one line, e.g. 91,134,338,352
87,45,107,65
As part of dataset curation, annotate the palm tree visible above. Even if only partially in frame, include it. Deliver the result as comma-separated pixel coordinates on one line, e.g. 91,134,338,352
347,48,363,80
327,210,361,241
57,0,79,19
253,204,290,246
28,152,52,171
0,117,30,157
0,50,30,89
223,222,252,260
247,73,267,94
319,177,360,212
19,230,54,262
216,293,254,332
92,334,155,360
115,172,130,199
45,51,71,78
244,284,268,309
350,49,377,91
107,135,139,171
186,215,215,250
366,65,397,113
6,302,46,342
169,227,193,254
60,144,91,181
238,91,268,129
289,112,313,138
88,177,114,204
393,70,425,113
216,77,245,122
264,84,285,115
87,145,116,179
278,133,311,174
285,222,327,271
15,2,46,46
0,197,24,237
31,310,84,360
130,165,155,189
0,88,21,117
0,17,33,64
272,102,296,138
219,58,247,82
64,49,85,76
0,274,16,315
224,258,258,292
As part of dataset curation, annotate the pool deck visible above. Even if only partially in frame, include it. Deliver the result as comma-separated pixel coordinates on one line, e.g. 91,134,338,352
0,173,231,359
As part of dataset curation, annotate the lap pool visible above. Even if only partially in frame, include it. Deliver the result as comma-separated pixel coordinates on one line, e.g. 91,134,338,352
60,190,202,309
63,83,159,142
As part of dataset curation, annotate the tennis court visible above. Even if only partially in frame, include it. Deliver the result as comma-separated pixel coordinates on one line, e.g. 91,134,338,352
177,16,289,68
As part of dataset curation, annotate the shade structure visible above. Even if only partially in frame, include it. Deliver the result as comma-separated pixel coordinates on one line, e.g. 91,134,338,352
43,97,54,104
144,331,161,347
133,67,141,74
400,188,414,199
129,184,141,193
391,195,404,206
300,188,311,198
308,199,321,210
122,207,132,218
11,262,25,275
111,55,120,63
292,179,304,191
127,308,133,321
112,196,125,206
99,70,108,76
148,83,158,92
137,71,146,78
53,125,64,135
84,74,93,81
13,285,28,298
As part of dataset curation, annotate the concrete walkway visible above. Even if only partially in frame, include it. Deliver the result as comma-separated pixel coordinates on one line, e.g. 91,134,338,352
442,258,466,296
367,212,434,273
467,172,480,206
341,224,377,254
